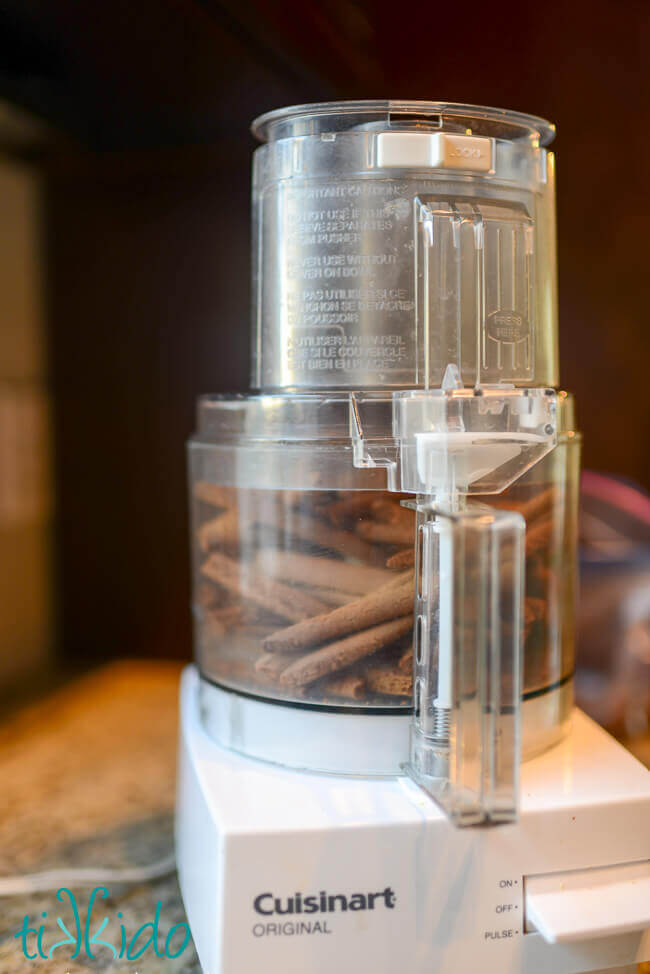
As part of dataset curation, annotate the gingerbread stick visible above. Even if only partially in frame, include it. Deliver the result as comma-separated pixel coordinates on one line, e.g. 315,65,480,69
263,577,414,654
202,609,228,639
256,550,392,595
383,569,415,590
202,552,329,623
387,548,415,569
319,672,367,700
199,509,240,551
202,604,267,633
283,511,377,561
254,651,298,679
355,519,413,545
490,515,552,582
195,486,374,560
196,580,225,610
397,646,413,674
324,492,383,526
242,493,378,562
525,516,554,557
524,596,547,626
489,486,557,523
303,586,357,606
369,498,413,527
194,482,236,508
379,488,553,558
367,665,413,696
279,616,413,687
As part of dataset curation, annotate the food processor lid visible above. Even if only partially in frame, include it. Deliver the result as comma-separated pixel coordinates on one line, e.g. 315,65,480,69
252,100,556,147
251,99,559,393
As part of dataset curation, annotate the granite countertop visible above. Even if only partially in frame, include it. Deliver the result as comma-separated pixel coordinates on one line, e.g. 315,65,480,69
0,661,199,973
1,661,648,974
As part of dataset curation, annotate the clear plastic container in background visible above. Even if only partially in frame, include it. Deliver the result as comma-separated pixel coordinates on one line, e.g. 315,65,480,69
576,471,650,747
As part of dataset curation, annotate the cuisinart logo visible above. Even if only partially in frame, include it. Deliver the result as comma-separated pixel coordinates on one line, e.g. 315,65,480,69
251,888,396,938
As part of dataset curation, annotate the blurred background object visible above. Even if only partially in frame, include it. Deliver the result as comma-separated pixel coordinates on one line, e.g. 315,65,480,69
0,102,53,695
0,0,647,740
576,472,650,758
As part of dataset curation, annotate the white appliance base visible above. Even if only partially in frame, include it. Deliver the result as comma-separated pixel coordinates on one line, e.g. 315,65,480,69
176,666,650,974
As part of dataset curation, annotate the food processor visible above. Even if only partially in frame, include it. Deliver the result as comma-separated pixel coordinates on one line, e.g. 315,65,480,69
175,100,650,973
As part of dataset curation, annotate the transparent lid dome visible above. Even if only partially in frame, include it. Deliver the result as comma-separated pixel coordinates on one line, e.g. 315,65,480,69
252,100,555,146
251,100,558,392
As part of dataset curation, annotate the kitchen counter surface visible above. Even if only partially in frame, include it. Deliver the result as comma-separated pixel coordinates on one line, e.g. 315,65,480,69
0,661,199,973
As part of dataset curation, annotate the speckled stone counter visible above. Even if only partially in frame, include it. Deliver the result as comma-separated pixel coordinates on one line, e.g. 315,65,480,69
0,662,200,973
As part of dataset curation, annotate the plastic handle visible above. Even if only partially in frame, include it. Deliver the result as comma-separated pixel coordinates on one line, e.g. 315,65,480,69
408,501,525,826
415,196,535,387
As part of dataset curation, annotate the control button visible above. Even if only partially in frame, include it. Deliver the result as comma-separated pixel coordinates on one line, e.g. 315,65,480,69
376,132,493,171
525,860,650,944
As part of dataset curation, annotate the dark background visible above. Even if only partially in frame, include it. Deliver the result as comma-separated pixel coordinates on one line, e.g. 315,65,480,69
0,0,648,664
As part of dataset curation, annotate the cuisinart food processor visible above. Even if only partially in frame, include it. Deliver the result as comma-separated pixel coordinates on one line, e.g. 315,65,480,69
176,101,650,973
